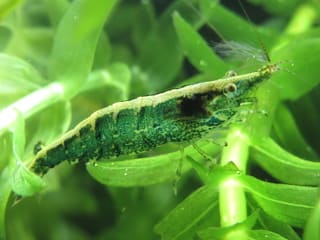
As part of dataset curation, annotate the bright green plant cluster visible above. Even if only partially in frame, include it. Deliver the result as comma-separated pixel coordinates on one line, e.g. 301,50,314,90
0,0,320,239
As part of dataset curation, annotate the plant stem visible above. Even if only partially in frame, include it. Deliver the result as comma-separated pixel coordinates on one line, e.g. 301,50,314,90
0,82,64,133
219,128,249,226
0,0,118,133
285,3,317,35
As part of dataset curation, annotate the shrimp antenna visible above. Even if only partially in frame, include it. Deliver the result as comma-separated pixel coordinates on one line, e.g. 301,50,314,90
183,0,270,66
183,0,226,43
237,0,271,63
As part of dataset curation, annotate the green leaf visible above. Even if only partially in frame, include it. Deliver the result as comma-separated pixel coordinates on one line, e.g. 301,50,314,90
272,104,318,160
11,164,46,196
87,141,221,187
248,200,301,240
197,229,289,240
251,137,320,185
0,113,26,238
248,230,289,240
86,153,181,187
49,0,118,98
93,32,112,69
247,0,300,17
0,167,12,240
80,62,131,100
104,62,131,99
43,0,69,27
25,101,71,156
201,2,276,49
197,211,259,240
0,0,21,18
173,11,228,78
134,15,181,93
0,53,43,108
0,109,25,169
241,175,317,227
271,38,320,100
155,185,219,240
133,0,209,94
0,26,12,51
304,196,320,240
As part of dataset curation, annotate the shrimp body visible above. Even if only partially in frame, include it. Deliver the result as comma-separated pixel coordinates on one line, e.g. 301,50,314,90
29,63,279,176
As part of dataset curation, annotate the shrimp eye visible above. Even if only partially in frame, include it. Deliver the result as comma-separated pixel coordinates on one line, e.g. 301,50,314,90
224,83,237,94
225,70,237,77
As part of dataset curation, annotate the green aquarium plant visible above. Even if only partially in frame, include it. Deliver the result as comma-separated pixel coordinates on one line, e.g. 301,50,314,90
0,0,319,239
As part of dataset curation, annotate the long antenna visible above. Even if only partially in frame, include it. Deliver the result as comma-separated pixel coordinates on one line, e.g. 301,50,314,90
183,0,270,66
237,0,271,63
183,0,226,42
